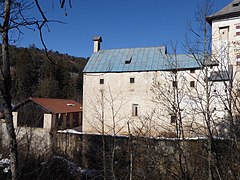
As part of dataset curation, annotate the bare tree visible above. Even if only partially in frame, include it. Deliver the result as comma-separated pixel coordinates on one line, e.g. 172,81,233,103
0,1,71,179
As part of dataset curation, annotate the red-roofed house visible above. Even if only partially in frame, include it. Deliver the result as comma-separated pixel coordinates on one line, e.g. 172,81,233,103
13,97,82,131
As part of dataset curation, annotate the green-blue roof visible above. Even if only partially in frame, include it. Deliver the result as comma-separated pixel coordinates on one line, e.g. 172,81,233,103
83,46,203,73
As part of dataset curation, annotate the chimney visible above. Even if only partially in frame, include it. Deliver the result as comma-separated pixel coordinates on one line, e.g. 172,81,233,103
93,36,102,53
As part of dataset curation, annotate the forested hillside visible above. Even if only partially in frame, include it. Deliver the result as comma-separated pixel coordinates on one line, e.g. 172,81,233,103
1,45,87,104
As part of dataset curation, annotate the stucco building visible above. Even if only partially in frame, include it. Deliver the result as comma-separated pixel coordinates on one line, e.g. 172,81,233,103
207,0,240,134
82,0,240,137
83,38,216,137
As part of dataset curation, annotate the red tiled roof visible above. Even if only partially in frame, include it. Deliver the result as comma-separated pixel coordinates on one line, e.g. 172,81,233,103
29,98,82,114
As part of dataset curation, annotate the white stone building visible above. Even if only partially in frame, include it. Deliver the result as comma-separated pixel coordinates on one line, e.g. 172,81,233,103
83,38,215,137
82,1,240,137
207,0,240,135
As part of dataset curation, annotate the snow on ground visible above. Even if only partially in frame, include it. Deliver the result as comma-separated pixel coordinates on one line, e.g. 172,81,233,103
57,129,83,135
0,157,10,173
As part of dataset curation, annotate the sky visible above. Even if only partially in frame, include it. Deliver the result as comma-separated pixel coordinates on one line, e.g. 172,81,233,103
14,0,232,58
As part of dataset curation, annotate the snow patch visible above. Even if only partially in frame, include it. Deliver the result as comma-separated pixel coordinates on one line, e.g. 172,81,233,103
57,129,83,135
0,158,11,173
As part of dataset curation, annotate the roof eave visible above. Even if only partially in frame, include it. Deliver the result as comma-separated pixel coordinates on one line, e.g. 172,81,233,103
83,66,202,74
207,11,240,24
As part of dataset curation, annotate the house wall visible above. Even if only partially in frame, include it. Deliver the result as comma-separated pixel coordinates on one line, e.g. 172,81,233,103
212,17,240,66
211,16,240,118
83,69,227,137
211,17,240,85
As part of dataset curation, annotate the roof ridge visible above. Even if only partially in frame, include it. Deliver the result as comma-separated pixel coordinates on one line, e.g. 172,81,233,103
97,45,166,52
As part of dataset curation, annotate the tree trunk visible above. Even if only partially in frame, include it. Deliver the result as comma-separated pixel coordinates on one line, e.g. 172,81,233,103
1,0,19,179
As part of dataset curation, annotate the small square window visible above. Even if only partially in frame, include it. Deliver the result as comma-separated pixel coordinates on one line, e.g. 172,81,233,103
172,81,177,88
236,25,240,36
130,78,135,83
190,69,195,73
100,79,104,84
125,57,132,64
190,81,195,88
132,104,138,116
170,115,176,123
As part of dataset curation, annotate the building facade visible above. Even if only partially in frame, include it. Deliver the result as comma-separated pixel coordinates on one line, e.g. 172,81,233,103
83,1,240,137
207,0,240,135
83,38,215,137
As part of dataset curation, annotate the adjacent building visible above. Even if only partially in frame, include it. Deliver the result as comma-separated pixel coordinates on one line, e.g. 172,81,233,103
12,97,82,131
207,0,240,134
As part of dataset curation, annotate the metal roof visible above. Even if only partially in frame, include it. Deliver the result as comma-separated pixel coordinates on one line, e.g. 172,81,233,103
13,98,82,114
207,0,240,24
208,71,232,82
83,46,203,73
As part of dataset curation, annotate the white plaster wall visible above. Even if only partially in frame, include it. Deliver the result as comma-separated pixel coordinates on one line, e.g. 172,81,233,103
212,17,240,65
43,113,52,130
82,69,221,137
212,17,240,114
211,17,240,85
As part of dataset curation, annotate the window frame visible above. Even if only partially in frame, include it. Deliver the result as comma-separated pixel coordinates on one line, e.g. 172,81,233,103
236,54,240,65
190,69,195,73
170,115,177,124
172,81,177,88
130,77,135,84
100,78,104,84
132,104,138,117
236,24,240,36
190,81,195,88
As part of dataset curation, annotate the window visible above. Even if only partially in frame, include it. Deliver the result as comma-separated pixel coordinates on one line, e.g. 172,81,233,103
236,54,240,65
190,69,195,73
170,69,177,74
125,57,132,64
236,25,240,36
172,81,177,88
233,2,240,7
170,115,176,123
132,104,138,116
100,79,104,84
130,78,135,83
190,81,195,88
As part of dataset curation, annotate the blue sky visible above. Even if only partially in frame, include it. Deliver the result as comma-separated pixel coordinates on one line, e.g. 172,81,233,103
14,0,231,58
